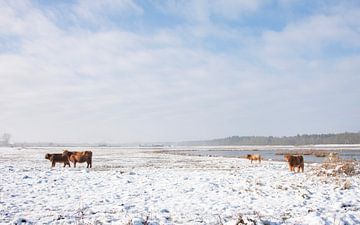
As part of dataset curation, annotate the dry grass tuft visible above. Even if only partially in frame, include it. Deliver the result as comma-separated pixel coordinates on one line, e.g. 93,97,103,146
235,214,257,225
317,158,359,177
341,179,352,190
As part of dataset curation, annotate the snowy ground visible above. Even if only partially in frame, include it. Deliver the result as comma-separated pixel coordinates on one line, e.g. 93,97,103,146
1,147,360,225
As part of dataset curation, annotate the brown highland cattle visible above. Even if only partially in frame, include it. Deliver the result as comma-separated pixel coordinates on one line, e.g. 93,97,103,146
246,154,262,163
284,154,304,172
45,153,71,167
63,150,92,168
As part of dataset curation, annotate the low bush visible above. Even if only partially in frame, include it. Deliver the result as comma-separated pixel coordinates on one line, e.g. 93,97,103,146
317,158,359,176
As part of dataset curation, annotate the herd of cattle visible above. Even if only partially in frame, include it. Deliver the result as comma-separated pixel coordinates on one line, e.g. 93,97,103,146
45,150,92,168
246,154,304,172
45,150,304,172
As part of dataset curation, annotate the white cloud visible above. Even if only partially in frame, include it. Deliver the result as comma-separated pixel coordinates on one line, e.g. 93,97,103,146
258,6,360,74
154,0,262,24
0,0,359,142
74,0,143,22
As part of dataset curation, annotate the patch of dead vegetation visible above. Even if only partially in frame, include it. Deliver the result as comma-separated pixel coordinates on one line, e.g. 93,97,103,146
276,150,333,157
234,214,257,225
316,158,359,177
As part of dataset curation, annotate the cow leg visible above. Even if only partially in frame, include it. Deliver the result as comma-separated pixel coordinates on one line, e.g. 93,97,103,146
73,161,76,168
87,160,92,168
52,161,55,167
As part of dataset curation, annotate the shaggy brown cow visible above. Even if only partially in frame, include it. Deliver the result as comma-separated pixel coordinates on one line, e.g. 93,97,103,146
63,150,92,168
45,153,71,167
284,154,304,172
246,154,261,163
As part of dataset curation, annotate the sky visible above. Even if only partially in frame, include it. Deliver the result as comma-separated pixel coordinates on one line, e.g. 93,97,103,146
0,0,359,143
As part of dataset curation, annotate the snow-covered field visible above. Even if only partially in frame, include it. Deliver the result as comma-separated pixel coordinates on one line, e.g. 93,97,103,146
1,147,359,225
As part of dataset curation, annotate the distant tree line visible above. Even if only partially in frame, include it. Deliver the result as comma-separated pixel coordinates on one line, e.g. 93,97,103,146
178,132,360,146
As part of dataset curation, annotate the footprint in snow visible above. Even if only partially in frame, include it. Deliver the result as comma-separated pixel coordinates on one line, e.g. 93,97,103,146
13,218,33,225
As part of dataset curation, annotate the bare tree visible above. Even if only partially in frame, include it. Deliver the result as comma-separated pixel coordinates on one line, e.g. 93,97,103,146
2,133,11,146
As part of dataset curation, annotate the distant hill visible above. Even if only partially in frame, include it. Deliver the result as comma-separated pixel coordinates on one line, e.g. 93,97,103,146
177,132,360,146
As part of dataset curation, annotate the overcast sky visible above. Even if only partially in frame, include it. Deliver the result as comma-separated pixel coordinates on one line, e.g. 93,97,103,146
0,0,359,143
